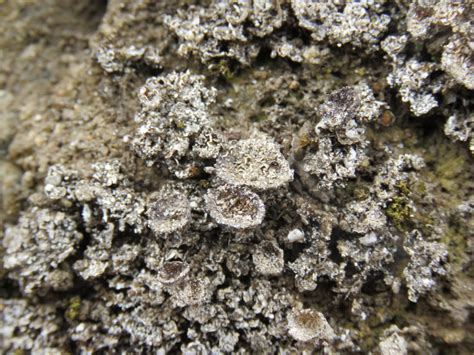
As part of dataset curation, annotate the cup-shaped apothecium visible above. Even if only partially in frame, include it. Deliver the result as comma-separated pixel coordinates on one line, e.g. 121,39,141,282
205,184,266,230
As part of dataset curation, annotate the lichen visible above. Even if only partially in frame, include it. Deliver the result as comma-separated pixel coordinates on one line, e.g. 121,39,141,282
146,186,191,235
3,208,83,295
215,134,293,190
252,240,284,276
287,309,335,343
1,0,472,353
205,184,265,229
403,230,448,302
131,71,219,177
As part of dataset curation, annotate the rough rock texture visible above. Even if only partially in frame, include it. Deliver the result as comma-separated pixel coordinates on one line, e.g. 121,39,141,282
1,0,473,353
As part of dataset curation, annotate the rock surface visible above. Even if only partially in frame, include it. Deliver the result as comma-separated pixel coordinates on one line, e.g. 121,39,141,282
0,0,472,353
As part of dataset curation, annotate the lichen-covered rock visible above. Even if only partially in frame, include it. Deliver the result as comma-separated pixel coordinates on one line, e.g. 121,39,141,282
44,164,79,200
295,84,381,191
341,199,387,235
164,1,285,65
1,0,471,353
444,113,474,156
406,0,468,40
91,0,170,73
444,113,472,143
116,305,172,347
44,162,148,233
73,223,115,281
172,278,212,307
316,84,382,144
91,160,127,188
441,34,474,90
381,35,408,60
372,154,425,203
166,0,391,65
379,331,408,355
342,152,424,235
291,1,390,49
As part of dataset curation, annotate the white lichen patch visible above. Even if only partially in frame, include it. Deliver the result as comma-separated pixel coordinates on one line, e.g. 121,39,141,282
296,84,381,191
131,71,218,174
441,34,474,90
379,332,408,355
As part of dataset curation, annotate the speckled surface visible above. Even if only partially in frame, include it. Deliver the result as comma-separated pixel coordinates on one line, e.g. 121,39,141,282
1,1,473,353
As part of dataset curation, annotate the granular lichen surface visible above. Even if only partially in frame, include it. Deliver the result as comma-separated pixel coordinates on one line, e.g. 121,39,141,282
0,0,473,353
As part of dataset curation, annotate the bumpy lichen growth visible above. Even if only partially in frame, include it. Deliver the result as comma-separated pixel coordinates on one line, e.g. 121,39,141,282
1,299,67,353
3,209,83,295
403,230,448,302
294,84,382,192
379,327,408,355
172,278,211,307
1,0,472,353
166,1,391,65
131,71,220,178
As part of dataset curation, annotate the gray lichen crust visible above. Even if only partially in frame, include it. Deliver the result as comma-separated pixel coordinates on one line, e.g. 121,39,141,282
215,134,293,190
403,230,448,303
3,208,83,294
294,84,382,191
0,0,472,354
131,71,219,177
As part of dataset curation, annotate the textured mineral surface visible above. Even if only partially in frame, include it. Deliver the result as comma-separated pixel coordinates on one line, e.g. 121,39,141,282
1,0,473,353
